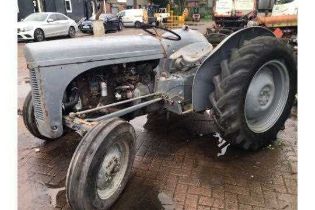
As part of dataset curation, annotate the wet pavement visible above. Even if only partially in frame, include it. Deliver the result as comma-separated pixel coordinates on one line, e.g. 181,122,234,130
18,24,297,210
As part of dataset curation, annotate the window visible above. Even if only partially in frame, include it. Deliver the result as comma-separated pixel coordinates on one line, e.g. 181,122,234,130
65,0,72,13
24,13,48,21
56,14,68,20
48,14,58,22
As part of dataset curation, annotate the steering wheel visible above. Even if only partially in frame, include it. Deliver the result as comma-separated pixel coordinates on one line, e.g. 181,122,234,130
141,24,181,41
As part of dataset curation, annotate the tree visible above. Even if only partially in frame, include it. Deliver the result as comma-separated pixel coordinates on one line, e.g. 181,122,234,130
94,0,105,20
93,0,105,36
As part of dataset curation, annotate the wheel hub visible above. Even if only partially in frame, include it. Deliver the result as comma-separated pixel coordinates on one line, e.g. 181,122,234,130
104,156,121,183
258,85,273,107
244,60,289,133
96,142,129,199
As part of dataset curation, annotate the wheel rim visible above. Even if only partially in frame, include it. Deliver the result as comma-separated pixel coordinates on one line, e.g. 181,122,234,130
70,28,75,37
35,30,43,41
244,60,290,133
96,140,129,199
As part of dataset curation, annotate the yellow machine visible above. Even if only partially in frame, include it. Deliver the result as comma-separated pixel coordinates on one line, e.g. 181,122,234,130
160,4,186,29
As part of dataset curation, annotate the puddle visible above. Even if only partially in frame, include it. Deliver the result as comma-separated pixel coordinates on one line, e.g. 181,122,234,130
111,178,162,210
43,178,178,210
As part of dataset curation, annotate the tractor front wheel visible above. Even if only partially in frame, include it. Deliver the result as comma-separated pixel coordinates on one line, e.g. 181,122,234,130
22,92,56,141
66,118,136,210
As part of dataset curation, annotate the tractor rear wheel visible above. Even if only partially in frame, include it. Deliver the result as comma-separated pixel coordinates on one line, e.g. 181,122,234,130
66,118,136,210
210,36,297,150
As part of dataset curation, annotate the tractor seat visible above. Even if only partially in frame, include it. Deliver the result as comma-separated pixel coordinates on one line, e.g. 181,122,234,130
170,41,213,64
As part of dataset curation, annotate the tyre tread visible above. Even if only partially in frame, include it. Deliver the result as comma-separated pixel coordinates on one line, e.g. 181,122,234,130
209,36,297,150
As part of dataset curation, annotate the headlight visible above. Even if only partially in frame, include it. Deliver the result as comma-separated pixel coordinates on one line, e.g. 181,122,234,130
21,26,34,32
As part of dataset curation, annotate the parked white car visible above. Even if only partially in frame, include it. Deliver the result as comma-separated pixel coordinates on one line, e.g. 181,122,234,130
17,12,78,42
117,9,148,28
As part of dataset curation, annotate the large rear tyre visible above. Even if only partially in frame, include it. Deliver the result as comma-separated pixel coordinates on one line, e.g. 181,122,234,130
210,36,297,150
66,118,136,210
22,92,55,141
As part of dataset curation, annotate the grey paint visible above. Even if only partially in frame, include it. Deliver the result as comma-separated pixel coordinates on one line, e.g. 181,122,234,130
25,35,165,68
25,27,274,138
25,35,166,138
25,28,207,138
157,72,196,114
192,26,275,112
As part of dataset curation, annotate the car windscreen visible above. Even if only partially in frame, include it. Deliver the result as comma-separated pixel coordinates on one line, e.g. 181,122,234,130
24,13,48,21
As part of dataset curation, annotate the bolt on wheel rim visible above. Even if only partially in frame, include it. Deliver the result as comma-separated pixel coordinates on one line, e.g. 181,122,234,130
244,60,290,133
96,141,129,199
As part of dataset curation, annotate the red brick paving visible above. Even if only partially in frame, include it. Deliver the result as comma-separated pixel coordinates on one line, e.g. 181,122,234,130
18,114,297,210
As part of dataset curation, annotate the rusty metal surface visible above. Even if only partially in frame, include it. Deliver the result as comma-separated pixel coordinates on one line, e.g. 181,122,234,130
71,92,161,117
85,97,163,122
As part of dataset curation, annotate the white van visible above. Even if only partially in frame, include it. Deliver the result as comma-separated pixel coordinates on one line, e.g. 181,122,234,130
117,9,148,28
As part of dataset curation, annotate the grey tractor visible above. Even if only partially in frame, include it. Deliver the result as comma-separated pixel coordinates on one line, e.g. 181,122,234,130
22,25,296,209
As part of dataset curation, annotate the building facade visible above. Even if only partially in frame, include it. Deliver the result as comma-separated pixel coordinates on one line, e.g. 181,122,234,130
18,0,94,21
18,0,149,21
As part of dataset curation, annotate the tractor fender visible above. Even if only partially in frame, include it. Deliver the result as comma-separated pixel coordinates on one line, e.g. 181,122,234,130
192,26,275,112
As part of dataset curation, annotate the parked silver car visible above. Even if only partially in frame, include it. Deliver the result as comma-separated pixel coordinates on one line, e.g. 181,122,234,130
17,12,78,42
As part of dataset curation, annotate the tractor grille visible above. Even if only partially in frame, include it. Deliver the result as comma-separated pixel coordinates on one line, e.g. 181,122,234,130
29,68,44,120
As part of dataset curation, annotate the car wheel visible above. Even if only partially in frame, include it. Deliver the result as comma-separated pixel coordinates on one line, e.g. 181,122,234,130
68,26,76,38
210,36,297,150
34,29,45,42
135,21,141,28
66,118,136,210
118,22,123,31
